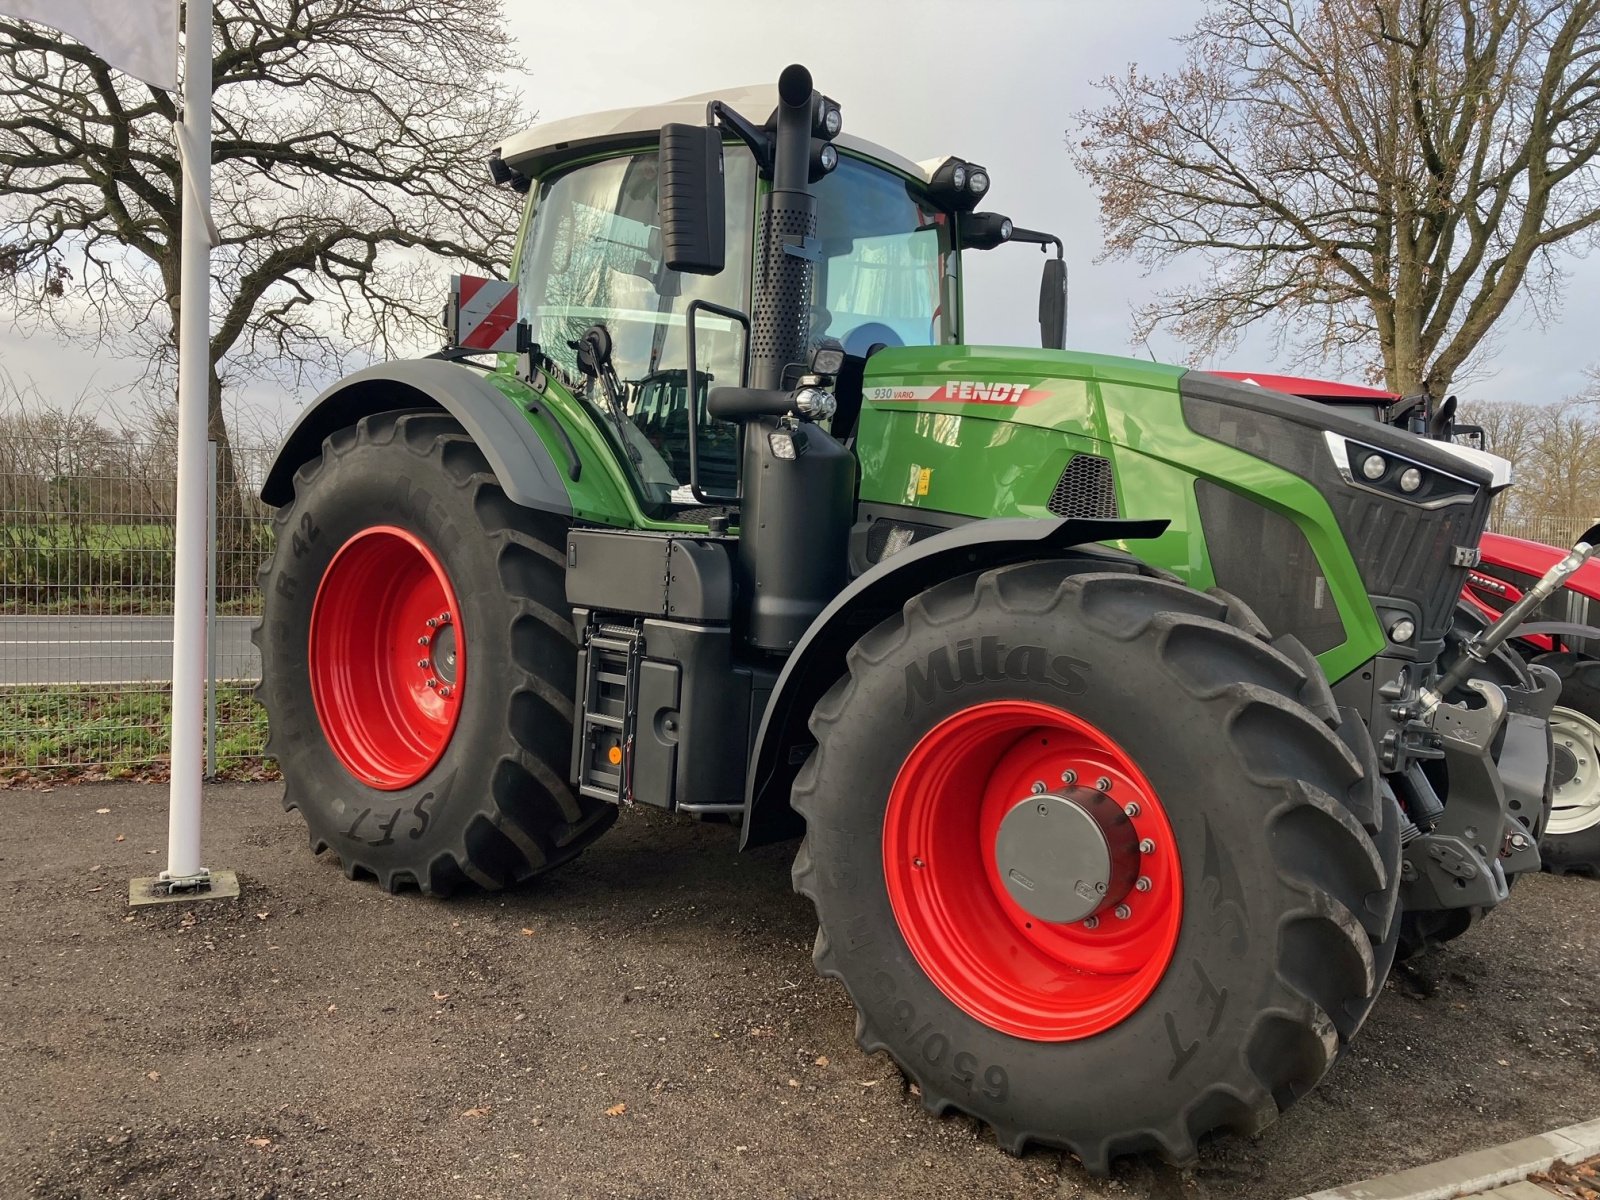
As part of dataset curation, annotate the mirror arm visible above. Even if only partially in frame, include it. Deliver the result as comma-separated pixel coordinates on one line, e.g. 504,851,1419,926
707,101,774,176
1010,226,1064,258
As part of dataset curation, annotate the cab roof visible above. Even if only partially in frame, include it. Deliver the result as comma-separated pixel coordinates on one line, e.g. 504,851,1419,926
499,84,940,184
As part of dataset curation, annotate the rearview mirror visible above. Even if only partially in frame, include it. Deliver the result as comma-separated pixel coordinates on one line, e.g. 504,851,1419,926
659,123,725,275
1039,257,1068,350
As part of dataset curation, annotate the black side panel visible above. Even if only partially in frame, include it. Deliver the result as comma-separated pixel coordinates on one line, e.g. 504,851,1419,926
741,516,1169,848
1181,372,1491,645
260,361,572,516
566,529,734,622
1195,481,1345,654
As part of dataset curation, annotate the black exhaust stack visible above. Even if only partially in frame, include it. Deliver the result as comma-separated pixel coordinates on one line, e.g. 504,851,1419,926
737,65,854,653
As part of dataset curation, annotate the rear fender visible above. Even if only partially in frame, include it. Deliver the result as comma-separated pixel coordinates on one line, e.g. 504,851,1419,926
260,360,573,516
739,516,1169,848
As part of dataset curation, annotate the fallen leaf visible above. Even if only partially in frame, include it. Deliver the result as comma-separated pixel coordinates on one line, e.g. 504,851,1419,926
326,1003,337,1015
520,928,535,937
432,991,450,1002
604,1103,627,1117
96,807,111,815
859,1080,880,1088
814,1055,829,1067
787,1079,800,1088
245,1137,272,1149
909,1082,922,1097
461,1106,491,1119
255,911,270,921
114,835,126,843
145,1071,160,1082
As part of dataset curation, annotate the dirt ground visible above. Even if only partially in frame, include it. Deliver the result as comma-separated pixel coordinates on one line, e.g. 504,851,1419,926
2,784,1598,1200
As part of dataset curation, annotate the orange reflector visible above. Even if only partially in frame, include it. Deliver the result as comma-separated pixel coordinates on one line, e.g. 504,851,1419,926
607,745,622,765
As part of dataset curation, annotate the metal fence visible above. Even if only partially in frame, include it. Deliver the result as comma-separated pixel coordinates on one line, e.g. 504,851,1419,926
1,434,275,782
1491,514,1600,547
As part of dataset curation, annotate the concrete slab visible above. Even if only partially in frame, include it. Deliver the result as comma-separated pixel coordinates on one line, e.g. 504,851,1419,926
128,868,241,907
1295,1117,1600,1200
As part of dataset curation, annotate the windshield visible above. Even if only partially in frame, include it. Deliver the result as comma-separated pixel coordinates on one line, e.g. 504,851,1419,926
517,149,756,509
812,155,954,353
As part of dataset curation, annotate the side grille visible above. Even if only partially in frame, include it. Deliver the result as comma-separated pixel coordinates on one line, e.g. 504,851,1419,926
1048,454,1119,519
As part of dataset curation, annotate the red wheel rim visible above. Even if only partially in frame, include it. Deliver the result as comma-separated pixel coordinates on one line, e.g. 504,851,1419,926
883,700,1182,1041
309,526,465,790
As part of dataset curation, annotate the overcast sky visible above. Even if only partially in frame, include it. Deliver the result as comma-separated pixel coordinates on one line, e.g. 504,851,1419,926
6,0,1600,431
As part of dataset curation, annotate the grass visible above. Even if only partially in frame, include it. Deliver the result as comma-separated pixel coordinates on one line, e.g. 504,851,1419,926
0,683,275,784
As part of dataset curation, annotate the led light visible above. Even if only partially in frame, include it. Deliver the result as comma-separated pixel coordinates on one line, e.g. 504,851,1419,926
793,386,837,421
1389,617,1416,644
822,105,842,137
1000,217,1013,239
818,143,838,171
810,342,846,375
1399,467,1423,492
968,169,989,194
1361,453,1387,480
768,431,797,460
951,164,967,191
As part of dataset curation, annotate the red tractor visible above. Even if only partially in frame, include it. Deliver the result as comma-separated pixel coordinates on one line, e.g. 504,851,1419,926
1219,372,1600,876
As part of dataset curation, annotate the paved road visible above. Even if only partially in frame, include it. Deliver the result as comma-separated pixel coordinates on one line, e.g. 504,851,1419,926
3,784,1599,1200
0,614,259,685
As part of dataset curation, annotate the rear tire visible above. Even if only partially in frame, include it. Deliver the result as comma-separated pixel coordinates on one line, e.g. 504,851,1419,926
791,561,1399,1172
1533,652,1600,876
254,411,614,893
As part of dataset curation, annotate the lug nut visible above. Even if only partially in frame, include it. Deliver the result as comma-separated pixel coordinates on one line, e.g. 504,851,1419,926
1114,904,1132,920
417,659,429,669
440,686,452,698
1135,876,1152,892
439,611,451,623
1031,780,1047,794
1095,777,1112,791
1060,770,1077,785
426,677,438,688
426,618,438,629
1082,916,1099,929
913,857,925,869
1123,801,1140,818
1139,838,1156,854
418,636,430,646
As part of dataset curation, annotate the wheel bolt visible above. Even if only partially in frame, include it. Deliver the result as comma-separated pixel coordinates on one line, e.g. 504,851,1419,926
418,635,430,646
1114,904,1132,920
417,659,429,669
439,611,451,623
426,618,438,629
1135,876,1152,892
913,857,925,869
1061,770,1077,785
1123,801,1140,818
426,677,438,688
1095,777,1111,791
1082,916,1099,929
440,686,452,698
1037,803,1049,815
1031,780,1047,794
1139,838,1156,854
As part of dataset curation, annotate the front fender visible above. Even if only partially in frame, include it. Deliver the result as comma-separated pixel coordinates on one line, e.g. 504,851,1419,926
739,515,1169,848
260,360,574,516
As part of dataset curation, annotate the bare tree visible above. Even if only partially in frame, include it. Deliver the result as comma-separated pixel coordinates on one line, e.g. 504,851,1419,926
1073,0,1600,396
0,0,530,494
1461,388,1600,526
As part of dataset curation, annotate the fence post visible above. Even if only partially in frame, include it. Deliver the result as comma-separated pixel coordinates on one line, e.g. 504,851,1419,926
205,439,218,780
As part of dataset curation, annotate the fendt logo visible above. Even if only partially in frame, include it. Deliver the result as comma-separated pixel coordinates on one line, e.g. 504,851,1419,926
870,381,1045,406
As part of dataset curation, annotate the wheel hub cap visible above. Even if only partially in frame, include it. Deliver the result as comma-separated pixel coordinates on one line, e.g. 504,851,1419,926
308,526,465,790
992,788,1139,924
882,700,1182,1042
1548,704,1600,836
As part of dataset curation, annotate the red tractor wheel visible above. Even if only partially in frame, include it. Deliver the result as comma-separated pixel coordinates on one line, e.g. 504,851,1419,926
1535,652,1600,875
255,411,614,892
792,561,1399,1172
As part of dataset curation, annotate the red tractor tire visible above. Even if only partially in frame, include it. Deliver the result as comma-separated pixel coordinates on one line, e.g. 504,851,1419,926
1534,652,1600,876
254,410,614,892
791,561,1399,1172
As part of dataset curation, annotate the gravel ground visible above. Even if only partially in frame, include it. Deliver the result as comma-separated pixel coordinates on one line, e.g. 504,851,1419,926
2,783,1598,1200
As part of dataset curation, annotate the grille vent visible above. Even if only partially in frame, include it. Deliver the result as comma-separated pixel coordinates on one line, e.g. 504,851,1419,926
1048,454,1119,519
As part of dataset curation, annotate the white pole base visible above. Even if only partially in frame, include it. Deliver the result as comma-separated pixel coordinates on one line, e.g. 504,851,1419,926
129,868,240,907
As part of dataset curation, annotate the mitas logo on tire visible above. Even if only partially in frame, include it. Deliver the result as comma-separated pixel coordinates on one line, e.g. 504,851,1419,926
904,637,1090,713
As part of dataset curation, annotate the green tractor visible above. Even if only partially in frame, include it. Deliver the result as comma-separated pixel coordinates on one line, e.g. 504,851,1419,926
255,67,1584,1170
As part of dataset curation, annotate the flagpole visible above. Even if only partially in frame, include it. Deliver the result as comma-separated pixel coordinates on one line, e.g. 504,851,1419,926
162,0,213,889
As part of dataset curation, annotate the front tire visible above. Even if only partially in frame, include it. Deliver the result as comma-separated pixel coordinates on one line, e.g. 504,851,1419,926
791,561,1399,1172
1534,652,1600,876
255,411,614,893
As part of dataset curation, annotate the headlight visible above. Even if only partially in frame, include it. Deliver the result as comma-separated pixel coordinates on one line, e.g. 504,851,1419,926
1399,467,1423,492
968,169,989,195
951,164,967,190
793,386,837,422
1361,453,1387,480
